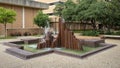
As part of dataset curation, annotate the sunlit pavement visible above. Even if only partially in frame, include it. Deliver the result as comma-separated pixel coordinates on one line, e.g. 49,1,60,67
0,36,120,68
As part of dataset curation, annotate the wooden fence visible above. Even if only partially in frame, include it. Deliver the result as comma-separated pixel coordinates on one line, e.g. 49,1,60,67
51,22,93,30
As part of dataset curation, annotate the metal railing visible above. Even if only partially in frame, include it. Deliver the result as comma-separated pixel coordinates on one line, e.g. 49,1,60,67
0,0,48,9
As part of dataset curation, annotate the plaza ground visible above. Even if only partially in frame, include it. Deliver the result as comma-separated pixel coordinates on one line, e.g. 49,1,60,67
0,36,120,68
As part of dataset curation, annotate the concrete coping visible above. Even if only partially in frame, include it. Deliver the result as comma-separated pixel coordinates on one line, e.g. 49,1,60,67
0,0,49,9
101,35,120,39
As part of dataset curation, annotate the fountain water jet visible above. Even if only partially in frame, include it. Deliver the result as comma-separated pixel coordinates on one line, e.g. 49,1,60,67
44,21,50,36
37,21,54,49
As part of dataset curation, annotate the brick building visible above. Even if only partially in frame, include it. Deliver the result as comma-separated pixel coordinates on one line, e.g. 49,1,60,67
0,0,48,36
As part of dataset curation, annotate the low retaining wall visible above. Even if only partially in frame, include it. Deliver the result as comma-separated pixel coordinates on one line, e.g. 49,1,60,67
101,35,120,39
6,48,54,60
3,42,23,49
3,38,41,48
7,28,43,36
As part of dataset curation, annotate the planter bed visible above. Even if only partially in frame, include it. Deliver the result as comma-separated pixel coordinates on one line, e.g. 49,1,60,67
5,43,116,59
4,38,116,59
54,43,116,58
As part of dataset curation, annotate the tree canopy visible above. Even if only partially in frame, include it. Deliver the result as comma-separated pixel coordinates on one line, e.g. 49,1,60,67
0,7,16,24
34,11,49,28
62,0,76,22
54,3,64,17
54,0,120,31
0,7,16,37
110,0,120,27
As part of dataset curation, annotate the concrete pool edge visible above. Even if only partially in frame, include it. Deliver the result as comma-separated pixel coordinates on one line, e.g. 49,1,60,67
5,44,116,60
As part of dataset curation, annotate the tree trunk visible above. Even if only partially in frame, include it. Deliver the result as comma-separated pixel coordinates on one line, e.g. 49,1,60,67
107,25,111,33
91,19,97,31
4,23,7,38
39,27,41,35
83,21,87,31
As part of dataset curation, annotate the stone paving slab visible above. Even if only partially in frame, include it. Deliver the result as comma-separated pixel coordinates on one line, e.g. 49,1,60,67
0,37,120,68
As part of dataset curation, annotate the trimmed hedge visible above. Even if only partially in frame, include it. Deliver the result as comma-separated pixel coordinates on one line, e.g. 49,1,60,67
82,30,100,36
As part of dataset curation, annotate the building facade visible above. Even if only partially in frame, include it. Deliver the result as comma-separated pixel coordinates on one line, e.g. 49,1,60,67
0,0,48,36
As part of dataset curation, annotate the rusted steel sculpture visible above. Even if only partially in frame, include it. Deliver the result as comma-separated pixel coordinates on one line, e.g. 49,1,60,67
52,18,83,50
37,31,54,49
37,18,83,50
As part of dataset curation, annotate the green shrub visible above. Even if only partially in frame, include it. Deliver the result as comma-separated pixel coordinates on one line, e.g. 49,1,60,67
73,30,93,33
114,31,120,35
104,31,114,35
73,30,82,33
97,30,104,34
82,30,99,36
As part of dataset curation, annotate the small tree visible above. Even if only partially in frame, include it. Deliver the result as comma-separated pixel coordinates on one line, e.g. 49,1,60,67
34,11,49,34
0,7,16,37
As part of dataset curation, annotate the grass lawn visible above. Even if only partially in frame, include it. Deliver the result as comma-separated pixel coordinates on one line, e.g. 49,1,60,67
73,30,83,33
61,46,100,55
21,43,100,54
23,44,99,55
73,30,91,33
24,45,38,53
23,44,100,54
23,44,45,53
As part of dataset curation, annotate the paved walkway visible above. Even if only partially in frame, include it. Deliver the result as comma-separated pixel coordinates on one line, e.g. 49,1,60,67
0,37,120,68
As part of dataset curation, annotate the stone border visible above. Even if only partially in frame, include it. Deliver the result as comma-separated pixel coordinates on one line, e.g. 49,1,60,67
6,48,33,60
101,35,120,39
6,48,54,60
5,43,116,60
3,38,40,48
54,43,116,58
3,41,24,49
3,38,116,59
